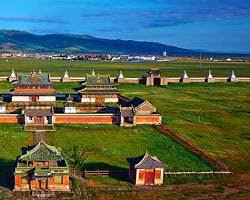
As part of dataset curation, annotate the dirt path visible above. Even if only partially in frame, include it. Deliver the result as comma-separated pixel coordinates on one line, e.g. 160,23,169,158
33,131,47,144
155,124,230,171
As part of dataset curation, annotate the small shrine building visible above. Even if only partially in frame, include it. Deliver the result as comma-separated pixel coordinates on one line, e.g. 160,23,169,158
23,106,54,130
120,97,162,126
14,141,70,192
127,152,165,185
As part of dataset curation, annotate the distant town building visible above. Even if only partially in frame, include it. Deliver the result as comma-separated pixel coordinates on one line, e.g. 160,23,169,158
163,51,167,57
127,152,165,185
14,141,70,192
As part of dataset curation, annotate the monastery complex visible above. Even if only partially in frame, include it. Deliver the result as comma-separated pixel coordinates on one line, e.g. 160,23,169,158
0,70,162,131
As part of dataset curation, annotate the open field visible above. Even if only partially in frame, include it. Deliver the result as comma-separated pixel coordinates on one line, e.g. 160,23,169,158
118,83,250,171
51,82,250,171
48,125,213,179
0,58,250,77
0,124,32,173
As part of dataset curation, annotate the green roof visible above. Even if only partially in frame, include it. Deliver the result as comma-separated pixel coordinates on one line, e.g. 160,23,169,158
84,75,116,86
20,141,63,162
16,73,52,85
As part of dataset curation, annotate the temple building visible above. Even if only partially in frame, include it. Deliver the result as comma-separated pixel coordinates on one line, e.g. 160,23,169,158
12,71,56,103
78,74,120,104
23,106,55,131
14,141,70,192
127,152,165,185
120,97,162,126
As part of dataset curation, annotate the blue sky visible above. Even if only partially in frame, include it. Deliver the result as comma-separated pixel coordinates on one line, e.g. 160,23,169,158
0,0,250,52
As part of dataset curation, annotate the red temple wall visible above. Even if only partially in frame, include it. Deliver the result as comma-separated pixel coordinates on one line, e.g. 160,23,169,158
0,116,23,123
134,115,161,124
54,115,120,124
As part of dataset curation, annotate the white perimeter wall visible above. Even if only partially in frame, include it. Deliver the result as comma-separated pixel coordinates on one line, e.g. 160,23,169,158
38,96,56,102
81,97,96,103
64,107,77,113
12,96,30,102
104,98,118,103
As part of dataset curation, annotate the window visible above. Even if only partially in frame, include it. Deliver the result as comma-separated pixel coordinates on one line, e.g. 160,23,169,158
139,170,145,180
54,176,63,184
155,170,161,179
22,176,29,184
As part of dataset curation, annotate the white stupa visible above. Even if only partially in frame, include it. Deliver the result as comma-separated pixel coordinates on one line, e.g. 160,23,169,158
62,70,70,82
183,70,189,79
92,69,96,76
181,70,190,83
8,68,17,82
228,70,238,82
118,70,124,79
206,69,214,83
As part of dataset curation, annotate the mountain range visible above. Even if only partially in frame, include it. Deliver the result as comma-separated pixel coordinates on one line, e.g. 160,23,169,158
0,30,199,55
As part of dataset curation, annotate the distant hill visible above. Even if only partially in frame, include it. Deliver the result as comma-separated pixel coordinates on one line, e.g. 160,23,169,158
0,30,199,55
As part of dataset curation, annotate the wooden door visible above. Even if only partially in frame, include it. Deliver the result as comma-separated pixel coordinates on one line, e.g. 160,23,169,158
41,180,47,189
96,96,104,103
145,170,154,185
31,96,38,103
38,180,47,190
35,116,44,125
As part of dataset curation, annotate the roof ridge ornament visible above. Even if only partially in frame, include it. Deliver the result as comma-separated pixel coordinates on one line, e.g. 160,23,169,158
92,69,96,76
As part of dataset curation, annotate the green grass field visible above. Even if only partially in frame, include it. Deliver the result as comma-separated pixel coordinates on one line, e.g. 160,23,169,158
0,124,32,172
118,83,250,171
50,82,250,171
0,58,250,77
48,124,213,172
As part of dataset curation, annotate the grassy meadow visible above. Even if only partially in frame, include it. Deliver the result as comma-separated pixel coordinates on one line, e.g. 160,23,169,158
0,58,250,77
50,82,250,171
0,58,249,189
0,124,32,172
119,83,250,171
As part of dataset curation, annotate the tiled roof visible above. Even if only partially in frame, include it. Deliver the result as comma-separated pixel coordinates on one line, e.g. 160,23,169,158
129,97,145,107
17,74,52,85
19,141,63,162
127,152,165,169
84,75,116,86
148,68,161,75
121,107,134,116
24,108,53,116
79,88,120,94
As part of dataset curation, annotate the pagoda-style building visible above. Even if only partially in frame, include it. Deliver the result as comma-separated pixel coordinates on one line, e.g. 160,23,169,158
14,141,70,192
127,152,165,185
12,70,56,103
78,74,120,104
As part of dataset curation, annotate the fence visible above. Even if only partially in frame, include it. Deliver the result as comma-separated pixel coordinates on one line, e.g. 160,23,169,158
84,170,110,177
